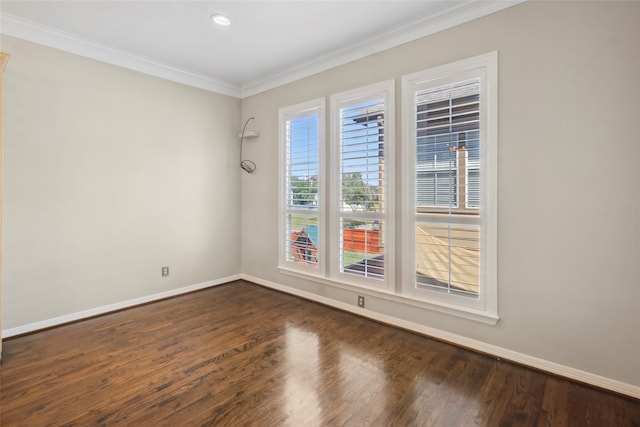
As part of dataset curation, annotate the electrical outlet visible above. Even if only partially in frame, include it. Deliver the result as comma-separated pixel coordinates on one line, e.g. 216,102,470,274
162,266,169,277
357,295,365,308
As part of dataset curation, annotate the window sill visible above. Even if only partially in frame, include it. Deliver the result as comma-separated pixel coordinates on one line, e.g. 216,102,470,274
278,266,499,325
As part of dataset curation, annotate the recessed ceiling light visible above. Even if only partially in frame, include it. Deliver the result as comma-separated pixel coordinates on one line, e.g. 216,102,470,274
211,14,231,26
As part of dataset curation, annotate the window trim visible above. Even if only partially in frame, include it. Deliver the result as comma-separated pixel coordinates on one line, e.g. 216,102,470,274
278,98,327,278
401,52,498,319
329,80,395,292
277,54,497,324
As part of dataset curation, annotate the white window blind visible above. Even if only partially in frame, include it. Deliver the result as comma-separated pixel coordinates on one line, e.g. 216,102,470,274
416,80,480,212
402,52,498,320
415,79,481,296
331,81,394,288
279,100,325,272
340,100,385,279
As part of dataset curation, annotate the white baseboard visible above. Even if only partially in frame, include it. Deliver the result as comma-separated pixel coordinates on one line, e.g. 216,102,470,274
2,275,241,338
240,274,640,399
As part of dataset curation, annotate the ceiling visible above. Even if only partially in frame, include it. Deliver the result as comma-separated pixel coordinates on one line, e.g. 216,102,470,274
0,1,520,98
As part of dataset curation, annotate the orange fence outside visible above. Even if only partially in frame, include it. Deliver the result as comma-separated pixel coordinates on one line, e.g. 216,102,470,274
343,228,381,253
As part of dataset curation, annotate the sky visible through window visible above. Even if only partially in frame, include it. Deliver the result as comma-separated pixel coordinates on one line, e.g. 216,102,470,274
289,113,319,179
288,100,384,186
339,99,384,193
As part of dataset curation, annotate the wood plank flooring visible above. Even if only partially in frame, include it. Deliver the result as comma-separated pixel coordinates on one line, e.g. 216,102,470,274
1,280,638,426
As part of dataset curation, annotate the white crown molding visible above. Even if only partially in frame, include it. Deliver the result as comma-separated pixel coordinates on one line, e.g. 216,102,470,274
241,274,640,399
2,2,523,99
239,0,525,98
0,13,241,98
1,275,241,338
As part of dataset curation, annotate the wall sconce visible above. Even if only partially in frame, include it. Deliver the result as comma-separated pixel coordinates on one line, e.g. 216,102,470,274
239,117,259,173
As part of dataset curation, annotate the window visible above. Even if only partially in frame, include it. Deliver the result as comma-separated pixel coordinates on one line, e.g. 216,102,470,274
278,55,497,323
279,99,325,275
330,81,394,291
402,52,497,319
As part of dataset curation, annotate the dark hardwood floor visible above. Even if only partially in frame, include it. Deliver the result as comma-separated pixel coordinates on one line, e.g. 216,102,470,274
1,280,638,426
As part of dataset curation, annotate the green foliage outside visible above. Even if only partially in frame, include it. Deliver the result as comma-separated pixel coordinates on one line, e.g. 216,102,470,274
290,176,317,206
342,172,381,212
290,173,381,212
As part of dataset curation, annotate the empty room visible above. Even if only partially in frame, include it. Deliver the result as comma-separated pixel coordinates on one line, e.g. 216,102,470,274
0,1,638,425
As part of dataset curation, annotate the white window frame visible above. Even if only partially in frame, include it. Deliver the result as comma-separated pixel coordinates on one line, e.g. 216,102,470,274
329,80,395,292
278,98,326,277
401,52,498,320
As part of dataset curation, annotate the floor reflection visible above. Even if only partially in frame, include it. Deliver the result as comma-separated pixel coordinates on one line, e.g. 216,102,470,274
283,325,322,425
278,309,485,426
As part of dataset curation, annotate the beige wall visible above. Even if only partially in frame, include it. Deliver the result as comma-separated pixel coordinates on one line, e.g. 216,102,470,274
240,1,640,387
1,35,241,329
